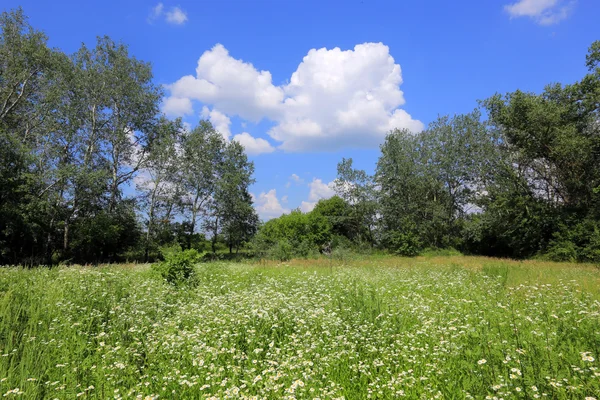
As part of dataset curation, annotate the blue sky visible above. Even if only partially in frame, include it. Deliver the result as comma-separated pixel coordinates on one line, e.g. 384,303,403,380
6,0,599,220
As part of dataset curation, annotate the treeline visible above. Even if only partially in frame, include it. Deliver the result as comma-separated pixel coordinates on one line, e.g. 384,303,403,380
258,41,600,263
0,9,258,265
2,8,599,265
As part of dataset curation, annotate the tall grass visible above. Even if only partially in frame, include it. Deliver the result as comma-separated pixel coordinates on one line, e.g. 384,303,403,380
0,257,598,398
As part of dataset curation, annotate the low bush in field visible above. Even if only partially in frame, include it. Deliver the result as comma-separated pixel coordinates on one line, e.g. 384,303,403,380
152,246,204,285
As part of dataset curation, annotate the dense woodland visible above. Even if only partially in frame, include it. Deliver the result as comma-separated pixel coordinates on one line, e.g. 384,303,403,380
1,8,599,265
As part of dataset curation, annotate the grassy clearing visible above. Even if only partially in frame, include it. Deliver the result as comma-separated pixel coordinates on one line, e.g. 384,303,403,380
0,257,598,399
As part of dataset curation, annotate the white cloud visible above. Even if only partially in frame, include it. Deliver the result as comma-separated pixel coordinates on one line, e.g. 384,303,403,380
233,132,275,155
253,189,289,220
504,0,574,25
290,174,303,184
167,44,284,121
300,201,316,213
165,6,188,25
148,3,188,25
281,195,288,204
198,106,275,154
308,178,335,201
148,3,164,22
201,106,231,140
162,96,193,117
299,178,336,212
164,42,423,152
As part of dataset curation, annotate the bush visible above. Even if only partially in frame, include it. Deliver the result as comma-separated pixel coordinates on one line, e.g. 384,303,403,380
545,240,579,262
544,220,600,264
268,239,294,262
385,231,422,257
296,240,319,259
152,246,204,285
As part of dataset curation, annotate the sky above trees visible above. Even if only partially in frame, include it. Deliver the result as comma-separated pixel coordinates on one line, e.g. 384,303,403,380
5,0,599,220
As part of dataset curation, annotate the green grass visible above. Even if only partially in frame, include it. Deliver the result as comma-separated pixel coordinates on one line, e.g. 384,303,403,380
0,257,599,399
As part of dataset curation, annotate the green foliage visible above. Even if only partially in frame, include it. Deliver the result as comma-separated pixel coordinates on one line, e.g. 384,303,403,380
0,9,261,265
312,196,356,238
384,231,422,257
152,246,204,285
334,160,378,245
261,210,332,249
267,239,294,262
2,6,599,267
545,220,600,263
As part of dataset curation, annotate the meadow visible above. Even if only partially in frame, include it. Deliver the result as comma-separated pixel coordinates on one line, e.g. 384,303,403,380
0,256,599,399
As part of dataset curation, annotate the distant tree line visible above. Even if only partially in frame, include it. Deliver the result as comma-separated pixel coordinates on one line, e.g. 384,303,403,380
257,41,600,263
0,9,258,265
2,8,599,265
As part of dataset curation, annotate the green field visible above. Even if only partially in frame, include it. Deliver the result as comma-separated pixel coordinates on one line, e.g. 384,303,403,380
0,256,599,399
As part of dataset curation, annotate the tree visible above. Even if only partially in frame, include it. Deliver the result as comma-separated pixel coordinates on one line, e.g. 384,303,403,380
376,129,432,247
213,141,259,254
0,8,68,264
258,210,332,253
180,121,225,250
334,158,377,245
477,41,600,258
137,117,183,260
312,196,355,239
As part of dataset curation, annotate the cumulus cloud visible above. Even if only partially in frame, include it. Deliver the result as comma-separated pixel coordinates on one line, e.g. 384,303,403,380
253,189,289,220
199,106,274,154
300,178,336,212
504,0,574,25
166,7,188,24
308,178,336,201
233,132,275,155
299,201,316,213
164,43,423,152
166,45,284,121
201,106,231,140
162,96,193,117
148,3,188,25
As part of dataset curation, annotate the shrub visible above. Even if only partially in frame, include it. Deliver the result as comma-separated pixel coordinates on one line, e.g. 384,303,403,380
152,246,204,285
544,220,600,264
268,239,294,262
385,231,422,257
545,240,578,262
296,240,319,259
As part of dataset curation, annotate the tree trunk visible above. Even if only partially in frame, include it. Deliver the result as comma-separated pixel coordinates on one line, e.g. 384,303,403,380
211,217,219,254
45,216,55,266
63,217,70,253
145,185,158,262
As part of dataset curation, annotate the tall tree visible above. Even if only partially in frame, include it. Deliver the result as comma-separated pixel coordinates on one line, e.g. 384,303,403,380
180,121,225,249
137,117,183,260
213,141,259,254
0,8,67,264
334,158,377,245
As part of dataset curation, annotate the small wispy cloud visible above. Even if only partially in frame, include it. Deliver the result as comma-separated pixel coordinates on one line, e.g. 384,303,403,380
148,3,188,25
165,7,188,25
504,0,575,25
